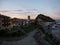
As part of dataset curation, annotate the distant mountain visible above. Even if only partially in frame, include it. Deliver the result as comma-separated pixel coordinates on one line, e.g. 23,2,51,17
35,14,55,22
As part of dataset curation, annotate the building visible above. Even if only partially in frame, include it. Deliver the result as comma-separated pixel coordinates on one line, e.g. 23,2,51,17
11,18,24,27
0,14,11,30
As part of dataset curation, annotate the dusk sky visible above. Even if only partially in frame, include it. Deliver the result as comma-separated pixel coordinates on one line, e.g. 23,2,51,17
0,0,60,19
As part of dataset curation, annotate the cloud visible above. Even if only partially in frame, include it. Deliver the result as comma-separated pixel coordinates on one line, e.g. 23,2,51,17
49,13,60,19
0,10,38,19
0,10,10,13
0,10,60,19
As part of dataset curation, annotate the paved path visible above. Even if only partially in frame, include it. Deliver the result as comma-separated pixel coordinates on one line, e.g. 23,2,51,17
1,30,37,45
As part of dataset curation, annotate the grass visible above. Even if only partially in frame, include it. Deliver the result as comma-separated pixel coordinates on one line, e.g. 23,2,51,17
0,22,39,38
0,27,25,37
23,23,38,33
0,30,25,37
0,23,37,37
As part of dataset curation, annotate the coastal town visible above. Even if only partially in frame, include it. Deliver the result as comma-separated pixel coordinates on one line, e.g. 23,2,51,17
0,14,60,45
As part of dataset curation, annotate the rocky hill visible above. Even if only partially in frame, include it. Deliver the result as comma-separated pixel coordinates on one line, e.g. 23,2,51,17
35,14,55,22
33,14,60,45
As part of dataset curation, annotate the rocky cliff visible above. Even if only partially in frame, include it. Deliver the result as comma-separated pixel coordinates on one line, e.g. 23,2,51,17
34,14,60,45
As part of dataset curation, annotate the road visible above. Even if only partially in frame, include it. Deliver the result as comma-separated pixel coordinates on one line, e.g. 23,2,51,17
1,30,37,45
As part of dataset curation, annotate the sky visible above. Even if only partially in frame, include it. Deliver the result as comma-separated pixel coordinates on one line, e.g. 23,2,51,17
0,0,60,19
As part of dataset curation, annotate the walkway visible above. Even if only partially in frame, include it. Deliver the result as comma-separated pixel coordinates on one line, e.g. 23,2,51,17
1,30,37,45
